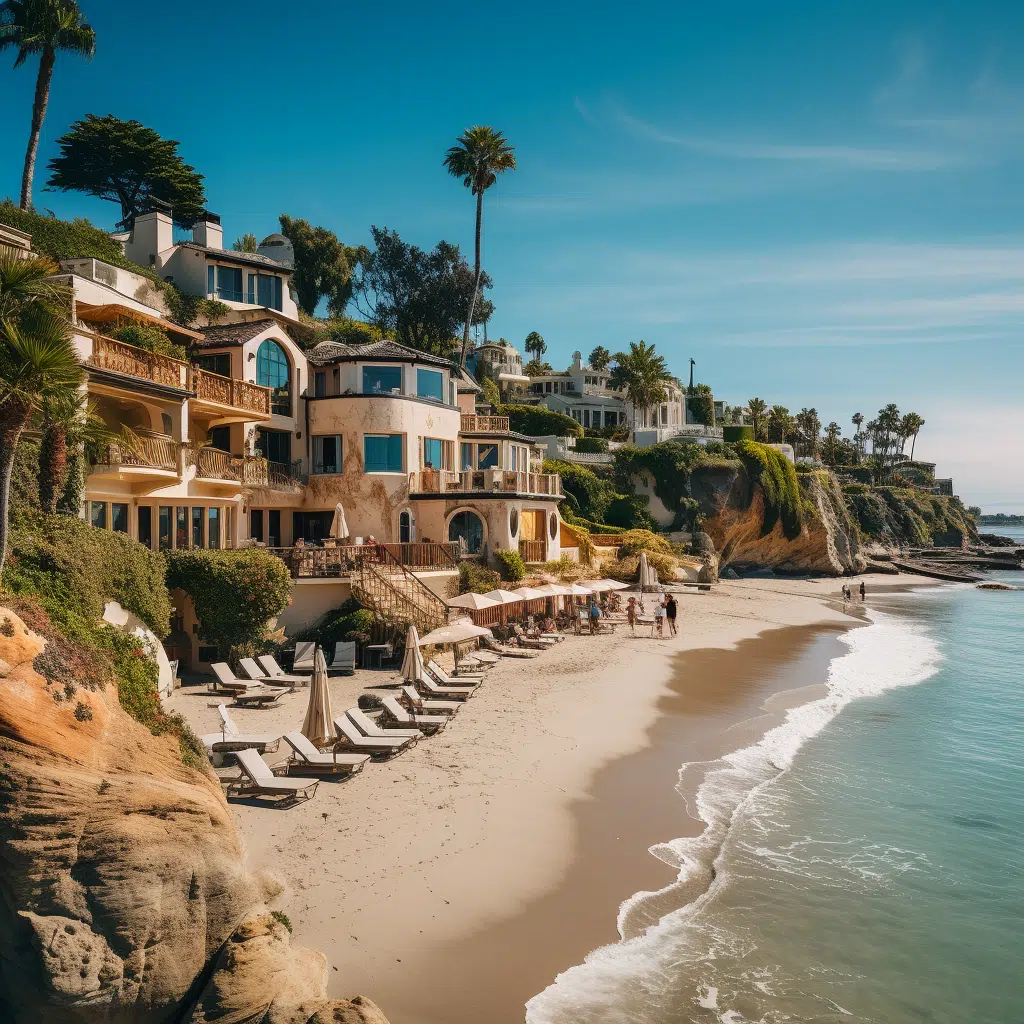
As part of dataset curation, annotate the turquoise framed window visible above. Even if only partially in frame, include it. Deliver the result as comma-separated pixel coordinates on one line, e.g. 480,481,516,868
423,437,443,468
364,434,403,473
256,339,291,415
362,365,402,394
416,368,444,402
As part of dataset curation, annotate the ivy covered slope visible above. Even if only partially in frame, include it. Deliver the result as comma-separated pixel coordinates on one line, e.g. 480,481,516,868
843,486,978,549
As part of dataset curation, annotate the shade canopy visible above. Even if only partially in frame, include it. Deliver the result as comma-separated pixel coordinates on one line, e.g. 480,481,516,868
330,503,350,540
512,586,547,601
587,578,630,591
582,579,612,592
534,583,573,596
481,589,524,605
447,591,501,611
301,647,334,748
566,583,592,596
418,621,494,646
400,624,425,682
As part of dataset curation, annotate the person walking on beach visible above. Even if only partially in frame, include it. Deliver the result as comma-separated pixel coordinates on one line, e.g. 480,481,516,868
665,594,678,636
653,600,665,638
626,596,637,635
859,580,866,602
588,598,601,635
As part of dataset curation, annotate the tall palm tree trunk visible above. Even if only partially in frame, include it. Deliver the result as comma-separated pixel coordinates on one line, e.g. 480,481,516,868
910,432,918,460
38,420,68,514
20,46,56,211
0,400,32,578
461,190,484,367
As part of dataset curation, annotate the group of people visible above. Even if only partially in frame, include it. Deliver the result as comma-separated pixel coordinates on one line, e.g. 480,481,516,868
842,581,868,605
624,593,678,638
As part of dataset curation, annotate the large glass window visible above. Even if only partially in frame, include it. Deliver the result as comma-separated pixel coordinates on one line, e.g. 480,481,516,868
448,510,484,555
215,265,243,302
416,368,444,402
422,437,447,470
158,506,172,551
90,501,106,530
268,509,281,547
364,434,403,473
460,442,473,471
175,507,188,548
292,511,334,543
312,434,342,474
138,506,152,548
111,503,128,534
477,443,498,469
209,425,231,452
362,365,402,395
314,371,326,398
256,340,291,415
208,507,220,549
250,509,264,544
196,352,231,377
257,274,283,311
255,428,291,465
192,507,204,547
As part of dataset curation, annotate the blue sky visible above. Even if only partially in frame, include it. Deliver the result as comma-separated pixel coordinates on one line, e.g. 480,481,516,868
2,1,1022,508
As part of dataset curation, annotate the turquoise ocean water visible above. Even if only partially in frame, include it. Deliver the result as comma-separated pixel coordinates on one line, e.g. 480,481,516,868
527,571,1023,1023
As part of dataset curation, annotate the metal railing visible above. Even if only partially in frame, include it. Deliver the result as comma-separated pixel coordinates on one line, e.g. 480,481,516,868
96,437,179,472
191,367,271,415
87,335,189,389
267,541,459,579
408,469,562,498
194,447,243,482
518,539,546,563
243,457,306,489
461,414,510,432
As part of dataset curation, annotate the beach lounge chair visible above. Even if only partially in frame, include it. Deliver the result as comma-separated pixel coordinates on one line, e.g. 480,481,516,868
209,662,250,693
381,695,449,735
426,660,482,686
468,650,501,664
257,655,311,687
481,636,538,659
328,641,357,676
401,685,461,715
509,626,552,650
416,674,475,701
292,641,316,672
226,748,319,803
333,715,417,757
238,657,282,684
202,704,281,756
346,706,422,740
211,664,285,706
279,732,370,776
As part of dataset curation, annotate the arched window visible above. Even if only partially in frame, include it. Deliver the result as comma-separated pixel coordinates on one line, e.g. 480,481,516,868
256,339,291,415
448,510,484,555
509,507,519,539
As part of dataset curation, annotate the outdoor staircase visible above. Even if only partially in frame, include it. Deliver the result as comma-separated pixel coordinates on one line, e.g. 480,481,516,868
351,546,451,639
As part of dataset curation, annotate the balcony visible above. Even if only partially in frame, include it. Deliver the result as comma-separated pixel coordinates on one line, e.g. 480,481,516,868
408,469,562,499
189,368,272,422
86,335,190,390
90,437,181,481
461,414,510,433
241,457,306,491
266,542,458,579
191,447,245,490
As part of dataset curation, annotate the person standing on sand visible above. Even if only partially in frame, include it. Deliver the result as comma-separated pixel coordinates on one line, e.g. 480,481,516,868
653,600,665,638
860,581,866,601
626,596,637,635
589,598,601,635
665,594,678,636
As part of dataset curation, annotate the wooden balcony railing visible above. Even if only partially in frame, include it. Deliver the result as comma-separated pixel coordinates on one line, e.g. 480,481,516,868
96,437,179,472
190,368,271,415
265,541,458,579
518,539,546,563
408,469,562,498
87,335,189,389
461,414,510,433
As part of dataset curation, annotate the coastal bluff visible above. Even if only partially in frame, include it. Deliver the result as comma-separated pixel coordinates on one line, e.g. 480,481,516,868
0,608,390,1024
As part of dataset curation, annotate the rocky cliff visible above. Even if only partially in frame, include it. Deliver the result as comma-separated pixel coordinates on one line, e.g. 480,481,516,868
0,607,390,1024
689,463,865,575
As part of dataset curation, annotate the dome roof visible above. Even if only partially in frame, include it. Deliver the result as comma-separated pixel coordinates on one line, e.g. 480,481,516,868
259,232,290,246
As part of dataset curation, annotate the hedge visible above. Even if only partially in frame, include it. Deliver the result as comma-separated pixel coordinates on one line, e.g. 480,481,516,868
723,425,754,442
503,404,583,438
494,548,526,582
733,440,803,540
573,436,609,454
0,199,137,268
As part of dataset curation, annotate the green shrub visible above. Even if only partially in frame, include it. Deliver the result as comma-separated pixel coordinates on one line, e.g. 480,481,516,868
503,404,583,438
494,548,526,581
11,437,42,522
543,459,616,523
165,549,292,659
734,440,803,540
454,561,501,595
573,436,609,454
0,199,136,267
604,494,656,530
559,507,622,534
540,553,592,582
723,425,754,442
270,910,293,933
291,598,376,651
110,322,186,360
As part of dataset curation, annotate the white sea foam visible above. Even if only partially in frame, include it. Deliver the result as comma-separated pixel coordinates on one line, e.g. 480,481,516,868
525,609,941,1024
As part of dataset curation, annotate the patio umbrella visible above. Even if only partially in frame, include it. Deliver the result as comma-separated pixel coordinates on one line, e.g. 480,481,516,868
418,621,494,645
481,588,524,624
597,579,630,591
512,586,547,601
400,623,425,682
447,592,501,611
330,503,350,540
534,583,572,596
582,579,612,592
301,647,334,748
566,583,592,597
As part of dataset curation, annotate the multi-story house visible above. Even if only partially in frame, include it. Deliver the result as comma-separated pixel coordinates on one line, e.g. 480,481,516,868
470,339,530,395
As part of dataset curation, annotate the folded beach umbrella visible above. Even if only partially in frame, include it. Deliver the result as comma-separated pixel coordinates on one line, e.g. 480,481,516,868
330,502,350,541
401,623,425,682
638,551,651,591
301,647,335,748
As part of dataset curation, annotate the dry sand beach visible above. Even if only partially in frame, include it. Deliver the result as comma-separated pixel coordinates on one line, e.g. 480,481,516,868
168,573,928,1024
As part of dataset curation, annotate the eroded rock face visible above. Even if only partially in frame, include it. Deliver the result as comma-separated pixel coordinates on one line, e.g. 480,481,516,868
690,463,866,575
0,609,389,1024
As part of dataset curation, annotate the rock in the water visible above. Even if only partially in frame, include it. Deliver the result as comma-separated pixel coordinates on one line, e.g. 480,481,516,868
0,608,391,1024
976,582,1018,591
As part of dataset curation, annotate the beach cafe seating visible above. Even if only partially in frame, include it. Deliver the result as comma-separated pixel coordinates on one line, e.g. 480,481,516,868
346,706,422,741
401,684,461,716
327,641,357,676
202,704,280,758
225,747,319,804
381,694,449,735
333,715,418,758
211,664,287,707
257,655,311,687
416,673,476,701
293,641,316,672
426,660,482,686
280,732,370,777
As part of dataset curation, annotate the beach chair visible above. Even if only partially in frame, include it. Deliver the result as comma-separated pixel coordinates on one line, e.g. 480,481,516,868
201,704,281,756
510,625,552,649
468,650,501,665
257,655,311,687
426,660,482,686
279,732,370,776
328,641,357,676
416,674,475,701
225,748,319,804
292,641,316,672
346,706,422,740
381,695,449,735
209,662,250,694
332,715,417,757
238,657,283,684
481,636,538,659
211,663,284,706
401,685,461,716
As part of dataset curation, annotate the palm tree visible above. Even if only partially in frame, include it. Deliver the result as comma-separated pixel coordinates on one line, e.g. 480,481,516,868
1,0,96,211
851,411,864,462
746,397,768,440
588,345,610,371
608,340,672,431
768,405,791,444
443,126,516,367
900,412,925,460
524,331,546,363
823,422,842,466
795,407,821,459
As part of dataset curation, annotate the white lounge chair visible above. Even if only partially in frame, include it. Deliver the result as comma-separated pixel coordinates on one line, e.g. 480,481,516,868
257,655,311,686
511,625,556,648
211,664,285,707
209,662,250,693
226,748,318,803
346,706,421,740
280,732,370,776
293,641,316,672
333,715,417,757
328,641,357,675
416,674,475,701
202,704,280,756
401,685,460,715
426,661,481,687
238,657,273,682
381,695,449,735
481,636,538,659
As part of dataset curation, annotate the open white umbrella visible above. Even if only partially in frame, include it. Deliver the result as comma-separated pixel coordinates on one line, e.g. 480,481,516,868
447,592,501,611
482,589,524,605
597,578,631,591
566,583,592,597
301,647,335,748
534,583,572,596
401,623,425,682
330,503,350,540
418,621,494,645
582,579,612,592
512,586,547,601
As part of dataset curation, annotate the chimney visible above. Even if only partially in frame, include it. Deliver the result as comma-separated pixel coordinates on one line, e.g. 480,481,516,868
124,209,173,267
192,211,223,250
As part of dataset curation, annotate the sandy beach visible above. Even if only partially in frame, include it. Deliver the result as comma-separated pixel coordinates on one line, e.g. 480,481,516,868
168,573,929,1024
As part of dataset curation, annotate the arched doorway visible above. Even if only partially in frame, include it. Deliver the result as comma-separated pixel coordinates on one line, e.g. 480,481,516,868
447,509,484,555
399,508,415,544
